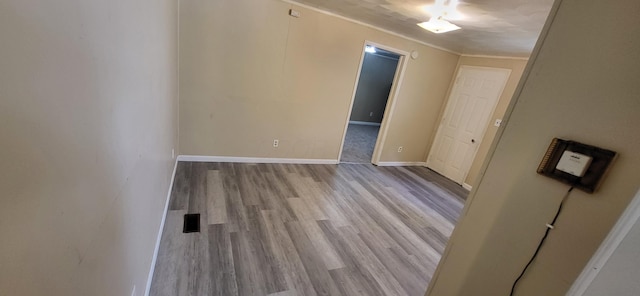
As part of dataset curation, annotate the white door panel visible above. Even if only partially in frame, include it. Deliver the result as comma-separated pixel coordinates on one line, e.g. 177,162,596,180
427,66,511,184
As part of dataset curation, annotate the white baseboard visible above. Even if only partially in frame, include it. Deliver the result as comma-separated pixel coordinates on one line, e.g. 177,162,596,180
349,120,381,126
375,161,427,167
177,155,339,165
462,183,473,190
144,158,178,296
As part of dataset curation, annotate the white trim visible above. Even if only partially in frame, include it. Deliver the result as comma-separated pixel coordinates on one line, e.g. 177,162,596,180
144,158,179,296
567,188,640,296
337,44,367,163
364,40,410,57
462,183,473,190
375,161,427,167
281,0,460,55
176,0,181,158
349,120,381,126
369,42,409,166
177,155,339,165
337,41,408,166
460,54,530,61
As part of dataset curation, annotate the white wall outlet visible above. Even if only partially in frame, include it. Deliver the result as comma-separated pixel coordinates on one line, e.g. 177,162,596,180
172,148,175,159
398,146,403,152
289,9,300,17
273,139,279,148
494,119,502,127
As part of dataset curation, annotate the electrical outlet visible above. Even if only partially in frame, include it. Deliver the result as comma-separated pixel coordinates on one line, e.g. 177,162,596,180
398,146,403,152
172,148,175,159
289,9,300,17
273,139,279,148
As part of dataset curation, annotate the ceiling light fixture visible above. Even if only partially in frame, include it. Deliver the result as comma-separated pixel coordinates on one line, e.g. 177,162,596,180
418,0,462,34
418,16,461,34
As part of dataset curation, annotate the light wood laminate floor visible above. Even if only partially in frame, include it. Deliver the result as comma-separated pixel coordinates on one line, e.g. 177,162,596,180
150,162,467,296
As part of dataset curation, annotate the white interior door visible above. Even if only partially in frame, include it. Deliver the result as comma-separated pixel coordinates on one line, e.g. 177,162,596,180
427,66,511,184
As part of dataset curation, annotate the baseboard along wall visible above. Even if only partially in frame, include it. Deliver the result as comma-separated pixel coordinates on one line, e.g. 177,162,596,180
376,161,427,167
349,120,382,126
144,158,179,296
177,155,340,164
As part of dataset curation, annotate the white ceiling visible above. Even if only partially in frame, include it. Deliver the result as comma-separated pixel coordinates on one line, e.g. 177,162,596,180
290,0,555,57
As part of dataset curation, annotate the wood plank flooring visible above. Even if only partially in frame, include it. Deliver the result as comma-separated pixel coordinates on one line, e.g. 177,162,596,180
150,162,467,296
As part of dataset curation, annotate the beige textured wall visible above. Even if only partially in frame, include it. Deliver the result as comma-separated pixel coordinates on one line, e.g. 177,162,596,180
349,53,398,123
179,0,459,162
452,57,528,187
0,0,178,295
427,0,640,295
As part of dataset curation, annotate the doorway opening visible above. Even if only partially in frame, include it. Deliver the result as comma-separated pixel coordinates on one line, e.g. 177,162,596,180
339,43,405,164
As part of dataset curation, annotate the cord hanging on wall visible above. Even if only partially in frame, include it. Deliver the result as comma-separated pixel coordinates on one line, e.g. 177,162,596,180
511,138,618,294
510,186,574,295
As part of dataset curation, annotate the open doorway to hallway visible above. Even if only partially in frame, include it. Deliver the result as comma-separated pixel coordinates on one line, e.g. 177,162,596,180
340,45,400,163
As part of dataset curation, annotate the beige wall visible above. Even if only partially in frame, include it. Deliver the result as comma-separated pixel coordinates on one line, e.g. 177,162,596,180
349,53,398,123
179,0,459,162
0,0,178,295
449,57,528,186
427,0,640,295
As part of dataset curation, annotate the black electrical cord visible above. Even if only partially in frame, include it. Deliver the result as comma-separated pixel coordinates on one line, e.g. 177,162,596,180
509,186,574,296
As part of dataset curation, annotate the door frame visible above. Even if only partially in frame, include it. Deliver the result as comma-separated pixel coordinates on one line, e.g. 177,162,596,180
567,188,640,295
426,65,511,184
337,40,409,165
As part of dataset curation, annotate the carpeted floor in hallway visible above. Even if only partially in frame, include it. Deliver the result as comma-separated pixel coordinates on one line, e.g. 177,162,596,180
340,123,380,163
